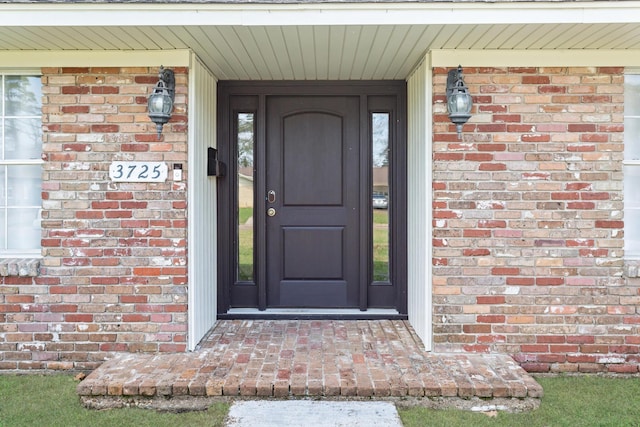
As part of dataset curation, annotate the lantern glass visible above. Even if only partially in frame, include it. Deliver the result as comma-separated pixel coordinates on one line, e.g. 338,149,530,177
448,91,472,114
148,92,173,116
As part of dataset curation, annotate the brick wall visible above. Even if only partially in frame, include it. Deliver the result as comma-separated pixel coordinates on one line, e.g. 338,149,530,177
2,64,638,374
432,66,640,373
0,67,188,370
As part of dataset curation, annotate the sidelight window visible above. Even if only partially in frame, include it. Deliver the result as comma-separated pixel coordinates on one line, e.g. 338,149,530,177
236,112,255,281
372,112,390,282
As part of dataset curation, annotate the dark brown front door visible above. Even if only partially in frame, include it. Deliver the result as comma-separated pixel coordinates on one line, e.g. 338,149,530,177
217,81,407,316
266,96,360,307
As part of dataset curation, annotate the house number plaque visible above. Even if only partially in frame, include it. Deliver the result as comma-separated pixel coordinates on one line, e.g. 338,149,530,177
109,161,168,183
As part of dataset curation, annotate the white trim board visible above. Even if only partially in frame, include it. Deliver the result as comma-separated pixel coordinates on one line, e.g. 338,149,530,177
0,50,191,68
3,48,638,70
2,2,640,27
431,49,640,67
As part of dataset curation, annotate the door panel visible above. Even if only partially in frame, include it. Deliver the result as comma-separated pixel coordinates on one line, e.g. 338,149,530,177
282,227,344,279
283,113,343,206
267,96,360,308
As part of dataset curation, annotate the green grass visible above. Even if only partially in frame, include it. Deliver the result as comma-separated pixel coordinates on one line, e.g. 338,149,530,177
373,209,388,224
0,375,229,427
237,207,254,281
238,227,254,281
373,210,389,281
2,375,640,426
238,207,253,226
399,375,640,427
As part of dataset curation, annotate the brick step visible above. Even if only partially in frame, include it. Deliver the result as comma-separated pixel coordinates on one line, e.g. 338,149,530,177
77,320,543,408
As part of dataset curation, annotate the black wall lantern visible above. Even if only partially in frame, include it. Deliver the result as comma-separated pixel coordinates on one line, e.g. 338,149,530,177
147,66,175,139
446,65,473,140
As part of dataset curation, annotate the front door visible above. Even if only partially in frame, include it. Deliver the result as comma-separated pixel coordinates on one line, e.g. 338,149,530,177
266,96,360,307
217,82,407,316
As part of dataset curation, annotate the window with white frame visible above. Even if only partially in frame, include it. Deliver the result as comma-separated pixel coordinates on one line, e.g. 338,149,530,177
0,73,42,257
624,73,640,259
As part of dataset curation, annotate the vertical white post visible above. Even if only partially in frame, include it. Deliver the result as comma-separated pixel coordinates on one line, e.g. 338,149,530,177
406,54,433,350
187,53,219,351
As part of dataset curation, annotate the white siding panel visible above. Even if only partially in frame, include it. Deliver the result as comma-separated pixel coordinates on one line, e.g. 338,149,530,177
406,56,432,351
188,54,218,351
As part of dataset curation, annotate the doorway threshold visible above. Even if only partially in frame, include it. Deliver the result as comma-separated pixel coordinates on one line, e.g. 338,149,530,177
219,308,407,320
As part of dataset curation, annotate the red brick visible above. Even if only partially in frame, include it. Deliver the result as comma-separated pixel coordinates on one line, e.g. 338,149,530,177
62,105,90,114
91,124,119,133
479,163,507,171
463,249,490,256
595,220,623,229
91,86,119,94
133,267,162,276
434,153,463,161
476,296,505,304
62,86,90,94
522,134,550,143
522,76,550,84
608,365,639,374
539,85,566,94
50,304,78,313
477,315,505,323
567,123,598,133
122,143,149,152
463,324,492,333
465,153,493,161
122,314,150,322
65,314,93,322
506,277,535,286
581,345,610,354
50,286,77,294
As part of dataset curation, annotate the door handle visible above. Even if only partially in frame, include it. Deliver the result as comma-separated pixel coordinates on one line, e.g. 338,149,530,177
267,190,276,204
267,207,277,217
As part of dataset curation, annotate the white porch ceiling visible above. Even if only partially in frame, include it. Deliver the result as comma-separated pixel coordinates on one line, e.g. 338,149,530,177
2,3,640,79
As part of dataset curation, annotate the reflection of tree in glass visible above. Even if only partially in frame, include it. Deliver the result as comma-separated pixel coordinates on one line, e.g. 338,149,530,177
372,113,389,167
237,113,254,168
5,77,40,116
3,76,42,160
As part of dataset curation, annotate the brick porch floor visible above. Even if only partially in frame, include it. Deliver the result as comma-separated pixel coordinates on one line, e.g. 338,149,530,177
77,320,543,409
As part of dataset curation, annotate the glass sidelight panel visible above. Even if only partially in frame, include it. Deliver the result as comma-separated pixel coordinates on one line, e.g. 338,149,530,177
372,113,390,282
237,113,255,281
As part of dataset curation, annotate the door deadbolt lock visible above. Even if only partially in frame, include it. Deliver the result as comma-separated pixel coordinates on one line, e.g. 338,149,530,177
267,207,277,217
267,190,276,203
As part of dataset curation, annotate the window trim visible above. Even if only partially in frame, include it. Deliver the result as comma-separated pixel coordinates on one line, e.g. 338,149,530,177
0,70,43,259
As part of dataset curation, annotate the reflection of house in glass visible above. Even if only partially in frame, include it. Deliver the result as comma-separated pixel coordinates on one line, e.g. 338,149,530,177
238,167,254,210
373,166,389,195
373,166,389,209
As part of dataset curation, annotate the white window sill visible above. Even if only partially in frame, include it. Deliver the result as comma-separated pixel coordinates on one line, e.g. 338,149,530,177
0,258,40,277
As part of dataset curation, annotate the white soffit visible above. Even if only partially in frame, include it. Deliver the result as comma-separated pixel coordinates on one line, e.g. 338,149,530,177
1,2,640,79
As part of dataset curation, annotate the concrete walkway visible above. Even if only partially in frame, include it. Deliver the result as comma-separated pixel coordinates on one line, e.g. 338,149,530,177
77,320,543,411
226,401,403,427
